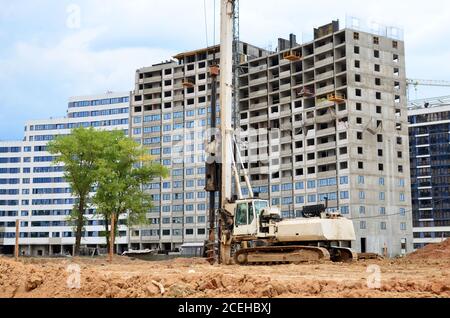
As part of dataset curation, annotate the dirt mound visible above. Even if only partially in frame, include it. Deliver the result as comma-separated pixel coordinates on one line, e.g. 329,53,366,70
1,255,449,298
407,239,450,260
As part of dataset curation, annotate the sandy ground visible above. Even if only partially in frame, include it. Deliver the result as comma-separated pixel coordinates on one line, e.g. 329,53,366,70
1,240,449,298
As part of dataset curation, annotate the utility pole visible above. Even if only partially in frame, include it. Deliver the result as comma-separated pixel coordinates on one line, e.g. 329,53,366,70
15,219,20,261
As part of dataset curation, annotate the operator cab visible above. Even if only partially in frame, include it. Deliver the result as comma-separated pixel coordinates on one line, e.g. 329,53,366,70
233,199,269,236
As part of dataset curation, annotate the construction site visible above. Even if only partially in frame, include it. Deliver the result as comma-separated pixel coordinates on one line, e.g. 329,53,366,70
1,0,449,300
0,239,449,298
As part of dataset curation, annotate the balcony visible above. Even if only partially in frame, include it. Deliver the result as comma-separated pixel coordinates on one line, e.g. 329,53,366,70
316,141,337,151
250,102,268,110
315,56,334,69
249,77,268,86
316,127,336,138
316,99,335,108
316,70,334,82
251,89,268,98
316,84,335,96
249,64,268,74
143,87,162,95
279,70,291,79
280,96,291,104
143,75,162,83
315,42,334,55
249,114,268,124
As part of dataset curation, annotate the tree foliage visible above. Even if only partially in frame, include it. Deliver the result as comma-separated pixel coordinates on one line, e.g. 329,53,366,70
48,127,168,255
47,127,106,255
93,131,169,250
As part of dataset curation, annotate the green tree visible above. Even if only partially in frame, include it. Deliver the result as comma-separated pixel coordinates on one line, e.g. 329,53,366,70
48,127,107,256
93,131,169,252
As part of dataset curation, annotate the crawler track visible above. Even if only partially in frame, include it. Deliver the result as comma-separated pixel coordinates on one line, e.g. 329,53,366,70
234,246,358,265
234,246,331,265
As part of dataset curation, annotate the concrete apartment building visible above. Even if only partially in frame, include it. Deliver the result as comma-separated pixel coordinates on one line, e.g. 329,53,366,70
1,19,415,257
0,92,130,256
237,21,413,256
408,96,450,249
128,43,268,251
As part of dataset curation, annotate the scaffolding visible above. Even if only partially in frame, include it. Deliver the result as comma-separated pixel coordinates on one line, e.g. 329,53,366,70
327,93,346,103
283,50,302,62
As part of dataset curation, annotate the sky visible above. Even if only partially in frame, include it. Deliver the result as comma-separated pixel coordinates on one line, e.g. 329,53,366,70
1,0,450,140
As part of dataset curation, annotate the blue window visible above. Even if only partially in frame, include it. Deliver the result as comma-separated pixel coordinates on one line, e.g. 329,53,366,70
197,192,206,199
150,149,161,155
307,180,316,189
340,191,349,199
340,176,349,185
185,192,194,200
398,179,405,187
340,206,349,214
400,208,406,216
197,180,205,187
358,176,365,185
281,183,293,191
186,180,194,188
379,207,386,215
172,169,183,177
379,192,385,201
282,197,293,205
295,196,305,204
272,198,280,205
272,185,280,192
173,181,183,188
295,182,304,190
359,191,366,200
400,193,405,202
307,195,317,203
379,177,385,186
162,194,170,201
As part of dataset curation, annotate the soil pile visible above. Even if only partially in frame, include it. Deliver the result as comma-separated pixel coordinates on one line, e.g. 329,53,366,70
407,239,450,260
0,255,449,298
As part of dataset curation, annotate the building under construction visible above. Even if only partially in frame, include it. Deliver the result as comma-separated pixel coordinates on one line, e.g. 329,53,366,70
237,21,413,256
128,43,268,251
127,20,413,257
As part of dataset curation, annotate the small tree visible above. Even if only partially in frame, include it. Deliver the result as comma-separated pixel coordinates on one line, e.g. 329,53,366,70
93,131,168,251
48,127,106,256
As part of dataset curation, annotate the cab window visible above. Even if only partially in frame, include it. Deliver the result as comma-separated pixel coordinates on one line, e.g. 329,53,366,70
248,203,255,224
254,200,269,216
235,203,248,226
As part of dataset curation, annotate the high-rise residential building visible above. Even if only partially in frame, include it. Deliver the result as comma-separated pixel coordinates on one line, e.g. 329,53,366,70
237,21,413,257
129,43,268,251
0,92,130,256
408,96,450,249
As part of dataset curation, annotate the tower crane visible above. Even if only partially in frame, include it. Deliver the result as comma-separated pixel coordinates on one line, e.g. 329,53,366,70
205,0,357,266
406,79,450,100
